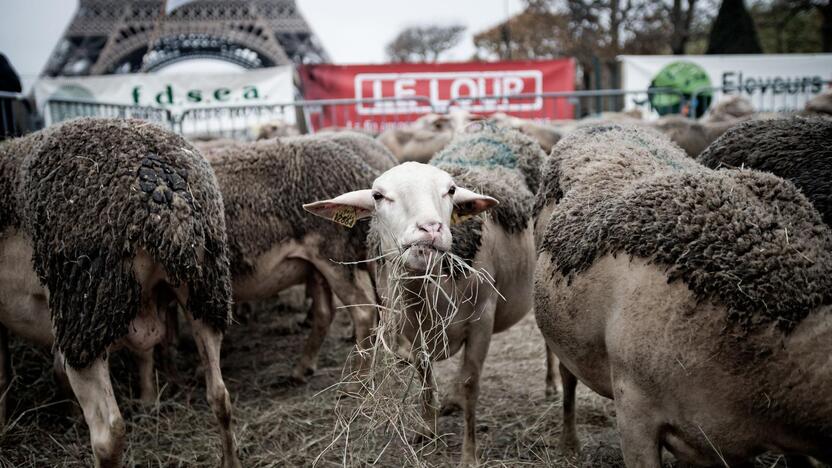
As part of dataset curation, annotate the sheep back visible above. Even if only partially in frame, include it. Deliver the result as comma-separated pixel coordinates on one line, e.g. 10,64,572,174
314,131,397,172
697,116,832,226
15,118,231,368
539,124,832,333
534,123,696,217
208,137,378,277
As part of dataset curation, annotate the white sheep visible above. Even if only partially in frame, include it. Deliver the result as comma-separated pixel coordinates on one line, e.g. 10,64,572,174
304,126,545,465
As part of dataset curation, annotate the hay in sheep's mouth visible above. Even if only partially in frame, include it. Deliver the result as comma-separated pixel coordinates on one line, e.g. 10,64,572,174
318,247,500,466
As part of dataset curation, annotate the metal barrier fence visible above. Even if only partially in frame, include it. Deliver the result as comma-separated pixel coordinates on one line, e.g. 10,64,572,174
38,90,692,140
173,96,438,138
28,83,828,140
445,88,687,120
44,98,174,129
174,102,298,139
0,91,37,140
297,96,436,134
687,81,832,118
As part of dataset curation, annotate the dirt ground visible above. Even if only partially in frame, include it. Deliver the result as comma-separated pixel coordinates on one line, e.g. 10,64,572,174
0,289,804,467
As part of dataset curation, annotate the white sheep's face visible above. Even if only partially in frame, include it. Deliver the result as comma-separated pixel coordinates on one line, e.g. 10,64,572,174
303,162,498,271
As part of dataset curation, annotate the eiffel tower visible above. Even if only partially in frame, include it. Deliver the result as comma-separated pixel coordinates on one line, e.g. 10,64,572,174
42,0,329,77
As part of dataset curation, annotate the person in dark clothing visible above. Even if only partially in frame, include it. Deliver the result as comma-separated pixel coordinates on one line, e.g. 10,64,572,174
0,53,23,93
0,53,30,139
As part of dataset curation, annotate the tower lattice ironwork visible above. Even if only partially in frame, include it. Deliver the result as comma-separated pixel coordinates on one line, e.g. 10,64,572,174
42,0,329,77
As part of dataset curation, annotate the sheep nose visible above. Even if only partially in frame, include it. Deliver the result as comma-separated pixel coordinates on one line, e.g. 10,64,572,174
418,222,443,235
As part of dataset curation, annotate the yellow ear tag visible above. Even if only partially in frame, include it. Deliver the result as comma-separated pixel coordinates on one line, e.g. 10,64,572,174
332,206,357,228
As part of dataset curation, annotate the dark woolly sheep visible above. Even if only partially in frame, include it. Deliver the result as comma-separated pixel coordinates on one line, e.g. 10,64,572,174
202,136,380,380
308,126,545,465
535,123,832,466
0,118,240,467
698,116,832,226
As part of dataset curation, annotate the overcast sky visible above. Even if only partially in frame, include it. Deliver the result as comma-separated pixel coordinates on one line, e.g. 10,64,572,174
0,0,524,92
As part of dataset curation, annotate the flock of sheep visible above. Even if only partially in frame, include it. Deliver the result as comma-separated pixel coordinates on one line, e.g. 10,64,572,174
0,89,830,467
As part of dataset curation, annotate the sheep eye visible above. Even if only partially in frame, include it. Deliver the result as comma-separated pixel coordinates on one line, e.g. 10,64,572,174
372,192,384,201
447,186,456,196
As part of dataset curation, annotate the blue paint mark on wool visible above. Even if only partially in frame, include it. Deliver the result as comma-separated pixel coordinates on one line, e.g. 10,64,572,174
432,136,518,170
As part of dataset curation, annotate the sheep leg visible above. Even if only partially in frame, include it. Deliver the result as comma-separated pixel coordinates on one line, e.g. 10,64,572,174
292,269,334,382
613,377,662,468
545,342,561,398
135,348,157,405
52,352,84,418
65,355,125,468
439,353,463,415
459,296,497,467
157,302,180,381
186,313,241,468
0,323,8,428
559,362,579,454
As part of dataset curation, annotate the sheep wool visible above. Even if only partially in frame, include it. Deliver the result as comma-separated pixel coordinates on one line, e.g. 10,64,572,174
313,131,398,172
8,118,232,368
539,123,832,332
698,116,832,226
206,137,379,277
430,126,543,262
0,129,52,233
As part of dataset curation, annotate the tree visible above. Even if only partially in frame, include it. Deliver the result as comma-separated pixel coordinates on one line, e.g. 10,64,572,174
668,0,699,53
385,25,466,62
473,9,570,60
751,0,824,52
766,0,832,52
707,0,763,53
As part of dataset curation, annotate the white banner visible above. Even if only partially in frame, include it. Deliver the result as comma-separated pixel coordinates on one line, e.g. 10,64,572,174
619,54,832,117
33,66,295,117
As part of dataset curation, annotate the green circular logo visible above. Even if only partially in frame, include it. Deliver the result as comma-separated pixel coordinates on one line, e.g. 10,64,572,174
648,61,712,117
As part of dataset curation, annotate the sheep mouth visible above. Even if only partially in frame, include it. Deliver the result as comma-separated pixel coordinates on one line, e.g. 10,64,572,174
402,241,448,256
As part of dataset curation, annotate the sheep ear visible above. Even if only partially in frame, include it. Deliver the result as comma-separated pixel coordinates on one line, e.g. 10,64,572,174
303,189,375,228
452,187,498,223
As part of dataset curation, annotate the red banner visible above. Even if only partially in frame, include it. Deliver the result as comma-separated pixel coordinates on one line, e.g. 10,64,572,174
299,59,575,132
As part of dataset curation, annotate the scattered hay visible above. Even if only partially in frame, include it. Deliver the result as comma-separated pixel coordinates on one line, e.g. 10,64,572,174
319,248,501,466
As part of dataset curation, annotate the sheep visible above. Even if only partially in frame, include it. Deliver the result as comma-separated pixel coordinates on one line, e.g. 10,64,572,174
534,123,832,466
199,136,381,381
312,131,398,172
703,95,755,122
0,118,240,467
698,116,832,226
377,126,452,163
253,118,300,140
488,112,562,153
651,114,744,157
804,88,832,117
305,126,546,465
377,110,483,163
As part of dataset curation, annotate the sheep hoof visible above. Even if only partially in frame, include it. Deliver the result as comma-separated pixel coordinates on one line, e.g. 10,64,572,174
440,399,462,416
545,384,560,399
221,454,243,468
560,431,580,456
459,453,479,467
290,365,315,384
